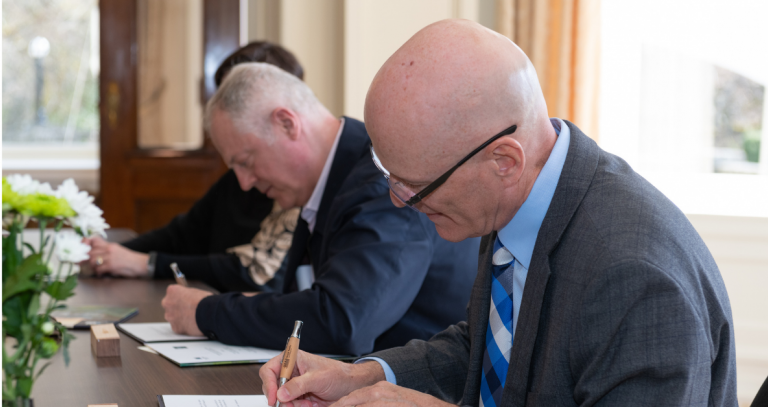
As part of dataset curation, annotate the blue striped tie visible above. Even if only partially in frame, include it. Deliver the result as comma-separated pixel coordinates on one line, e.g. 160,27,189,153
479,238,515,407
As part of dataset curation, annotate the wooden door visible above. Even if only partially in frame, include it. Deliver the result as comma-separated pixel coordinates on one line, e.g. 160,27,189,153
99,0,240,233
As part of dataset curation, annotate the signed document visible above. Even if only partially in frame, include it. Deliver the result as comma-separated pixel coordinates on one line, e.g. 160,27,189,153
117,322,207,343
158,395,268,407
148,340,282,366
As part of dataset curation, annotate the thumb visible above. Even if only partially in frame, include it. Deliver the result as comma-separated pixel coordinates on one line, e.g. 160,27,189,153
277,370,319,404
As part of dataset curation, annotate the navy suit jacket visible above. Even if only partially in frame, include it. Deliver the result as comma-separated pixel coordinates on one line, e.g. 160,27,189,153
196,117,480,355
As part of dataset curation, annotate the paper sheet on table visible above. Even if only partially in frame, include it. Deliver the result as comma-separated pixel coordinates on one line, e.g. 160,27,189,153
158,395,268,407
148,341,282,366
117,322,207,343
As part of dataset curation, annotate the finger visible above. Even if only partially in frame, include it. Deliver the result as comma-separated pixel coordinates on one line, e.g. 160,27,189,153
278,370,321,404
94,259,111,276
259,354,283,406
330,383,390,407
161,293,170,309
89,238,108,250
292,399,314,407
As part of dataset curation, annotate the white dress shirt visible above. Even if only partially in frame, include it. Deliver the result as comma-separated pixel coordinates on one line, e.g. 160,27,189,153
300,118,345,233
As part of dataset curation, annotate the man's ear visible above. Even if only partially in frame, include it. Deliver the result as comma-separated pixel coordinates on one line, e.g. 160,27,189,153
271,107,300,140
490,137,525,185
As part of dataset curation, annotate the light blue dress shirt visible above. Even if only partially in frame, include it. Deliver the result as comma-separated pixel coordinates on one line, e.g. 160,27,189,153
359,118,571,385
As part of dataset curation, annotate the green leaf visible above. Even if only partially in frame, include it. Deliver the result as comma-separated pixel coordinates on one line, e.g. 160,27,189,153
3,296,24,338
34,361,52,380
26,294,40,319
22,242,35,255
3,385,15,400
47,274,77,301
16,376,32,399
3,232,23,280
61,330,75,366
20,324,32,342
3,254,47,302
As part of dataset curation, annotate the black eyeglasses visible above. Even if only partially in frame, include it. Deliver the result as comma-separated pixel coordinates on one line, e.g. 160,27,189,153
370,124,517,210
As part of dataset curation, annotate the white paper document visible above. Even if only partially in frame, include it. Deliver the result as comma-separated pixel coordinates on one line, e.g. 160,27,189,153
148,341,282,366
158,395,268,407
118,322,208,343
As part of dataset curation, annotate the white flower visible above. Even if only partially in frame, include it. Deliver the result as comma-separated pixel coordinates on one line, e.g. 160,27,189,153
55,232,91,263
55,179,110,237
35,182,55,196
6,174,41,195
69,203,109,237
56,179,92,212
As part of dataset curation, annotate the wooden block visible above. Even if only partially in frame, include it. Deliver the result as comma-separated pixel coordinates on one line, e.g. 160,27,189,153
90,324,120,357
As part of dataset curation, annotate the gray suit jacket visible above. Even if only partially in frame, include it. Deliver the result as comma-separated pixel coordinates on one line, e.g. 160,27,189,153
371,121,737,406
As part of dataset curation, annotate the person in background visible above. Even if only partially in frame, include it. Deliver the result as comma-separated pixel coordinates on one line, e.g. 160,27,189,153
159,62,481,355
84,42,303,293
259,19,736,406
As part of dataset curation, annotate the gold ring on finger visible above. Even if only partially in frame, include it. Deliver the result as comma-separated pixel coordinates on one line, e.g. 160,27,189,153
96,257,104,266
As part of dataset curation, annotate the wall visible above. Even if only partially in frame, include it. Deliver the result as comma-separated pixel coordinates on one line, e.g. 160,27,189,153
247,0,493,118
688,214,768,405
343,0,479,119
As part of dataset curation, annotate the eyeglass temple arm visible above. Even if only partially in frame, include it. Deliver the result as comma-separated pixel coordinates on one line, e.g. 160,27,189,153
405,124,517,206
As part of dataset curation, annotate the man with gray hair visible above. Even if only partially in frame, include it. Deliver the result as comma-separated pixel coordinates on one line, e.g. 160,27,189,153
160,62,480,355
260,19,736,406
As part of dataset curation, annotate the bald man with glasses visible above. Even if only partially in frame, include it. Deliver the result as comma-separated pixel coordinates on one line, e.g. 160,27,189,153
260,19,736,407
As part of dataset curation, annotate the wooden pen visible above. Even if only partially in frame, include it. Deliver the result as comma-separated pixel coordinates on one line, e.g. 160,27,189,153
275,320,303,407
169,262,188,287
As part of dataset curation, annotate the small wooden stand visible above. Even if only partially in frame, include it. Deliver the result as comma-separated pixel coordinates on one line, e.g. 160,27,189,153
90,324,120,357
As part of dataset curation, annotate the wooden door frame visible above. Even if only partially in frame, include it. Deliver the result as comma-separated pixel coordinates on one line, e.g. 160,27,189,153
99,0,241,232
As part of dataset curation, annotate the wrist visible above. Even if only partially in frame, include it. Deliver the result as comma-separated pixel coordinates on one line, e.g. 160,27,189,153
135,252,150,276
348,359,387,388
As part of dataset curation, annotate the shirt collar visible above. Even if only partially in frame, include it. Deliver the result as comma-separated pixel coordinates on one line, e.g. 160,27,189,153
301,118,345,233
496,118,570,269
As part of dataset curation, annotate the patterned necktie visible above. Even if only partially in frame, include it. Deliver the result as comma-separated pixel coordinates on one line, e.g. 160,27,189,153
480,238,515,407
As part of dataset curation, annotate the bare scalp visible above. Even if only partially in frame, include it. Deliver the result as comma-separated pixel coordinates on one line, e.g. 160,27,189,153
365,19,550,181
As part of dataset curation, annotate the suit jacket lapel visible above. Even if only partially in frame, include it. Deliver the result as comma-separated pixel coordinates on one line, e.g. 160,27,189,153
281,216,310,292
495,121,601,406
308,117,370,275
461,232,496,406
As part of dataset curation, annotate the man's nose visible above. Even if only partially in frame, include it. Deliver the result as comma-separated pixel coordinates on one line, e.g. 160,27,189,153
390,190,406,208
235,169,257,191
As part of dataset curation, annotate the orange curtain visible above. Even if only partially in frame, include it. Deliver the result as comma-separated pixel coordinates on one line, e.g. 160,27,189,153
496,0,601,141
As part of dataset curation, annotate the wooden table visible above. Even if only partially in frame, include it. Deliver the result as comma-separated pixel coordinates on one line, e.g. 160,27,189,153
31,278,264,407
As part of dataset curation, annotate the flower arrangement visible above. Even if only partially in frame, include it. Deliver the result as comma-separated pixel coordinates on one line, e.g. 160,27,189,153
2,174,108,407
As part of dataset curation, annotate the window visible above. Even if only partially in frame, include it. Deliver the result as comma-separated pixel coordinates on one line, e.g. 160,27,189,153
2,0,100,192
600,0,768,217
3,0,99,145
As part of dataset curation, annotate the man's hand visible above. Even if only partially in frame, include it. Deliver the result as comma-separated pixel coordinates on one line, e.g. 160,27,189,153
161,285,213,337
259,351,385,407
331,382,453,407
84,236,149,277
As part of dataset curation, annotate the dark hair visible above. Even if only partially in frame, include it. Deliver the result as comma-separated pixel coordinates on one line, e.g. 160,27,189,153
214,41,304,87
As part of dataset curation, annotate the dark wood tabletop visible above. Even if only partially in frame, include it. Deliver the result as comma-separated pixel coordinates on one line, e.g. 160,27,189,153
31,277,264,407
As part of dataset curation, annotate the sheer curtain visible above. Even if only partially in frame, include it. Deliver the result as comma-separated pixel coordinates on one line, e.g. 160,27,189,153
496,0,600,140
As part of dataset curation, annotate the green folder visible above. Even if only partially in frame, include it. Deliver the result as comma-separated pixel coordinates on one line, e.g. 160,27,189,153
52,305,138,329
